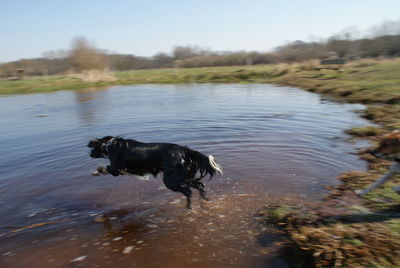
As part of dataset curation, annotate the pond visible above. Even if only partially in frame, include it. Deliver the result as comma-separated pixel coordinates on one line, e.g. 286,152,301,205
0,84,370,267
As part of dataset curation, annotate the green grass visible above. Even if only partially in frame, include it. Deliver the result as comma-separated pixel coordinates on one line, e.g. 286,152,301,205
345,126,384,137
343,238,364,247
362,174,400,209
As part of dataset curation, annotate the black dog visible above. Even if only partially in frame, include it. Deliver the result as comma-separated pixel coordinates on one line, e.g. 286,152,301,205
88,136,223,208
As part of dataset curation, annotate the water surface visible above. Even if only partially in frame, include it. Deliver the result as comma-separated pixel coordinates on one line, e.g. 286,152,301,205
0,84,369,267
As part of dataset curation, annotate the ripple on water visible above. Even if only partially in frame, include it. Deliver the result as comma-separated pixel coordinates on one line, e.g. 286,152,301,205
0,84,370,267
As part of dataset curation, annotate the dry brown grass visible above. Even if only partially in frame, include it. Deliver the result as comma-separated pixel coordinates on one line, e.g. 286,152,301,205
68,70,116,82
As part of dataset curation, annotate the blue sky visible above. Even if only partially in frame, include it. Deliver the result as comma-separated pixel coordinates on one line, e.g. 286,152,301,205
1,0,399,62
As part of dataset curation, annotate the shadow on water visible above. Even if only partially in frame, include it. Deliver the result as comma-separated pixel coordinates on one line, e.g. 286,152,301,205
324,205,400,225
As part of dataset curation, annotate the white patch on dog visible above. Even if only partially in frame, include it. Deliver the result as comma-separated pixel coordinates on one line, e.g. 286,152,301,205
124,173,150,181
208,155,223,175
133,175,150,181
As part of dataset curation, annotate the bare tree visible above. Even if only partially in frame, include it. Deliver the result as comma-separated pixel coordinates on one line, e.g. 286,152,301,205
69,37,109,72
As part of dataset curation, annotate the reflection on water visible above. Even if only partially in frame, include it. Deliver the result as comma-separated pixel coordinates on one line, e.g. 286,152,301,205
73,87,109,126
0,84,370,267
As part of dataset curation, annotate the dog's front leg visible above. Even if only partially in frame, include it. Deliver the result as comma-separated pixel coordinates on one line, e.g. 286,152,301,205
355,162,400,196
105,154,122,177
106,165,120,177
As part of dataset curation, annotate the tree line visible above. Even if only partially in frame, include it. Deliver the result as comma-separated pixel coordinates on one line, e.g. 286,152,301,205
1,22,400,77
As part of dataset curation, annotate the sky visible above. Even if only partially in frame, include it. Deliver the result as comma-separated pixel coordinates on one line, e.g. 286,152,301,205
0,0,399,62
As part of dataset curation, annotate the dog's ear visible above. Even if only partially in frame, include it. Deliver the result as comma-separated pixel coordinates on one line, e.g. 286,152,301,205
101,136,114,142
88,139,100,148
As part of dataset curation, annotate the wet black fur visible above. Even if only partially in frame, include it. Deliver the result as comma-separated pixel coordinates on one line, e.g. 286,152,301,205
88,136,218,208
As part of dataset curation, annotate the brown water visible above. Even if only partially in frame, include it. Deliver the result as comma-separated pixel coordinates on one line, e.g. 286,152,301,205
0,84,370,267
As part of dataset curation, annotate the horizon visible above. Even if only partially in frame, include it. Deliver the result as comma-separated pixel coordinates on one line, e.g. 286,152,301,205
1,0,400,63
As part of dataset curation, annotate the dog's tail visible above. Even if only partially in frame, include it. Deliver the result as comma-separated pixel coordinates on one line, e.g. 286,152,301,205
185,150,223,179
208,155,223,176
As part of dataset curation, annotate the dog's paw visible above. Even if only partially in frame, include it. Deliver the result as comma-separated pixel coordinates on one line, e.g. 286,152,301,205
97,166,105,171
96,166,109,174
91,171,100,176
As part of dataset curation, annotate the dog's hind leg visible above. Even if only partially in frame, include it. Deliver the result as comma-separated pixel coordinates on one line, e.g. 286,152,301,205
163,169,193,209
188,179,210,209
187,179,209,201
179,186,193,209
184,164,209,201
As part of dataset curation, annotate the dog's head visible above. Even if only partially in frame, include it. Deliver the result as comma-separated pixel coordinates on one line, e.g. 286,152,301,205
371,130,400,158
87,136,114,158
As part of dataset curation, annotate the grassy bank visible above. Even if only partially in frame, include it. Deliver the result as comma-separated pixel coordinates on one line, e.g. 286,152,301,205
2,59,400,267
1,64,287,94
1,59,400,107
253,60,400,267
